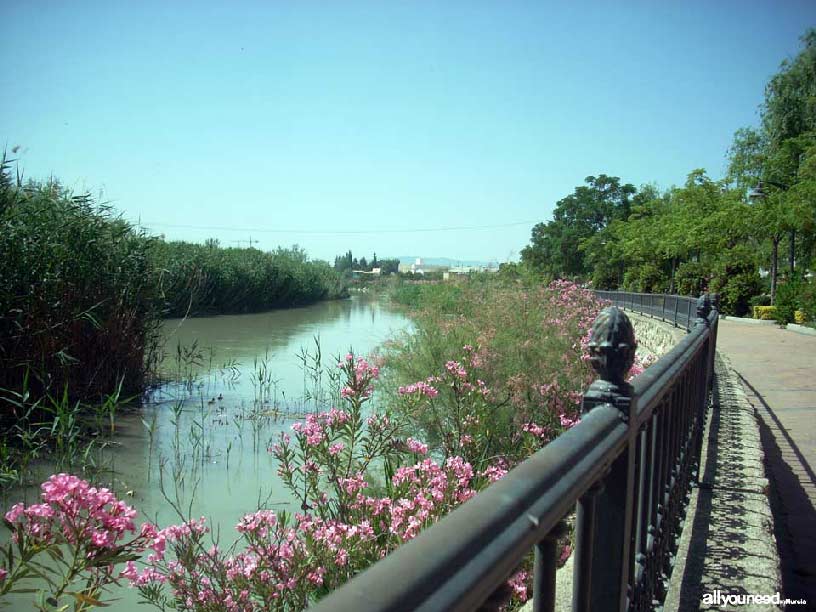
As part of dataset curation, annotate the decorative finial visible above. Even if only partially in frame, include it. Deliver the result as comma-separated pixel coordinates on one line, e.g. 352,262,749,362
587,306,637,385
696,294,711,323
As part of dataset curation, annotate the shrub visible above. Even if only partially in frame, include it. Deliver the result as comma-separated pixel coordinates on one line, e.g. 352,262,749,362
749,294,772,308
798,279,816,322
774,276,803,325
753,305,777,320
384,280,625,465
709,269,762,317
675,261,711,297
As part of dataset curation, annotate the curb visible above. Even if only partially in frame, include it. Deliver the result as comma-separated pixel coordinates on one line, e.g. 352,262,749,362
721,316,779,326
785,323,816,337
664,354,781,611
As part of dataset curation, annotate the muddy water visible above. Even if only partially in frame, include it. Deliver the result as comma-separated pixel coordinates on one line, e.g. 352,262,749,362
4,295,411,610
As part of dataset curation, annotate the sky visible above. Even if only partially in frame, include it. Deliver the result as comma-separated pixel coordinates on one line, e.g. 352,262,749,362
2,1,815,263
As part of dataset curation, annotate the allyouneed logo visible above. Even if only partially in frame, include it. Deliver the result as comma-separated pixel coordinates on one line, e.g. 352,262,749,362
702,591,807,607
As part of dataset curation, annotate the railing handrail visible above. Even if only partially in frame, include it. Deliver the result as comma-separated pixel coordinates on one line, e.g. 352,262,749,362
593,290,710,332
312,292,719,612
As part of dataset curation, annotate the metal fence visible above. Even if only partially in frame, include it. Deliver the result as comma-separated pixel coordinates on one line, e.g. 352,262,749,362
593,291,701,331
311,293,719,612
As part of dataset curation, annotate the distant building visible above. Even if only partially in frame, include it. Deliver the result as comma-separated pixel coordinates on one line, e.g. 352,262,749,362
351,269,382,279
443,265,499,280
398,258,433,275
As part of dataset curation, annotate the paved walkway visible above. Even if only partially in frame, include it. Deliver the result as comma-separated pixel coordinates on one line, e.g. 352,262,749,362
716,320,816,606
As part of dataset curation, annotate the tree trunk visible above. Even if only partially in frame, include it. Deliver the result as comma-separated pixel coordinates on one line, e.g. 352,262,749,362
789,229,796,274
771,237,779,305
669,257,676,294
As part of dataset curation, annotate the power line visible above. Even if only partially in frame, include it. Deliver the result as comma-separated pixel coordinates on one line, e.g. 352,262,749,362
137,220,537,236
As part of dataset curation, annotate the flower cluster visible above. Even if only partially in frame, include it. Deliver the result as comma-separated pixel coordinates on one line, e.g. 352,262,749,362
1,474,158,609
337,353,379,401
4,473,138,550
397,379,439,398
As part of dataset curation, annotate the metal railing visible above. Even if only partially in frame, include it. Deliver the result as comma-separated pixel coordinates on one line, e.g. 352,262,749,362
593,291,701,330
311,293,719,612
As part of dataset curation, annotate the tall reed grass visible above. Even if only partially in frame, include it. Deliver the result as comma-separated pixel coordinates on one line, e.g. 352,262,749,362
0,156,162,403
153,241,348,317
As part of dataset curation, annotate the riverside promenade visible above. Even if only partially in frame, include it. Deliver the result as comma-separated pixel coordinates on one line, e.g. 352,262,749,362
716,320,816,606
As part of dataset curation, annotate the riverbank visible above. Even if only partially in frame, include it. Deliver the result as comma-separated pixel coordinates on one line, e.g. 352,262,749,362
0,160,348,497
1,281,621,610
0,295,411,609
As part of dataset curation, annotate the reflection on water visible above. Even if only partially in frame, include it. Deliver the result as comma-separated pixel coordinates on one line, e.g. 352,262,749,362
2,295,411,610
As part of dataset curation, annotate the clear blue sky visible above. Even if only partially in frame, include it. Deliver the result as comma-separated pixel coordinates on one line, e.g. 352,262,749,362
2,1,814,263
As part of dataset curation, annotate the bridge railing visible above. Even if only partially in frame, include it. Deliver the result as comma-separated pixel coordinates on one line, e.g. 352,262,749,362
311,293,719,612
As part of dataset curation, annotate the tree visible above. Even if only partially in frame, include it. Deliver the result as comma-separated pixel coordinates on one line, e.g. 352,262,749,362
521,175,635,278
728,30,816,301
763,29,816,147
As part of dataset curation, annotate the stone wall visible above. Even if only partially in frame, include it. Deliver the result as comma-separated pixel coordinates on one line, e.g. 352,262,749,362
626,310,687,359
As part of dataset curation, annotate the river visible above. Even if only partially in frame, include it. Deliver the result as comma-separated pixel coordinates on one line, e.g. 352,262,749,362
2,294,411,610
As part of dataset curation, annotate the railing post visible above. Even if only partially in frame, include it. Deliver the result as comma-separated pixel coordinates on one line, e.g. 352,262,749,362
673,296,679,328
574,307,638,612
534,521,568,612
696,294,715,397
691,294,714,472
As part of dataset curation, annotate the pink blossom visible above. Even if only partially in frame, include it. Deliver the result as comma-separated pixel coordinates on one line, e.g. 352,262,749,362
406,438,428,455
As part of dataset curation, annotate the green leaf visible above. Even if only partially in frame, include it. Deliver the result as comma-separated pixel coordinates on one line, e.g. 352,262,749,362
69,591,110,607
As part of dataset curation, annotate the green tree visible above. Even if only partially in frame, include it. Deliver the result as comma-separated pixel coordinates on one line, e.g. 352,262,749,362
728,29,816,302
521,175,635,278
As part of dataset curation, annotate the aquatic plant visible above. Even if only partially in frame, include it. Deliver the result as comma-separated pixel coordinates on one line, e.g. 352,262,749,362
0,155,163,404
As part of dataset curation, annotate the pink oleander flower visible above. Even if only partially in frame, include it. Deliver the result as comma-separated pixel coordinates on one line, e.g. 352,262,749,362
398,381,439,399
523,422,550,440
406,438,429,455
507,570,530,601
444,360,468,379
479,464,508,483
559,413,581,429
6,474,139,551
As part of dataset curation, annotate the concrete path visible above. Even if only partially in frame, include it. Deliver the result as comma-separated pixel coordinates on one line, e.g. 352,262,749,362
716,320,816,606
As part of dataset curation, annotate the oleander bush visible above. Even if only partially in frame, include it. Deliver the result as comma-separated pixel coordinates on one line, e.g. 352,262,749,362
384,280,645,464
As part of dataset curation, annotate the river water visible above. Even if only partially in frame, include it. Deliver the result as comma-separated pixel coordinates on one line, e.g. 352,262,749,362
3,295,411,610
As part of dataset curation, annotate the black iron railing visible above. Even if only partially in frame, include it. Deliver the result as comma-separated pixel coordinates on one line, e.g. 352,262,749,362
311,293,719,612
593,291,700,330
